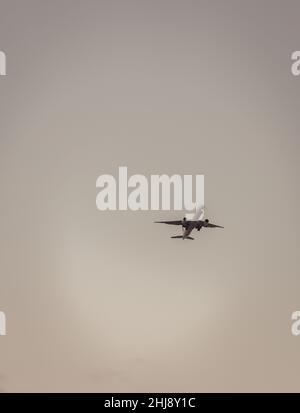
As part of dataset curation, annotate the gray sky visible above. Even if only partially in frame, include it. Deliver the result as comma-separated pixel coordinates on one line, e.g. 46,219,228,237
0,0,300,392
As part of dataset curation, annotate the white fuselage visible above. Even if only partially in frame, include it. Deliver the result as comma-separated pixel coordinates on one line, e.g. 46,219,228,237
182,206,204,239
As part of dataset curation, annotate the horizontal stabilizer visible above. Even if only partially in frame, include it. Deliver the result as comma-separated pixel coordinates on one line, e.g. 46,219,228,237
171,236,194,240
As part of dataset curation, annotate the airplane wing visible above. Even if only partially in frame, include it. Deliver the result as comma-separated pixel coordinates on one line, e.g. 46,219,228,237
196,220,224,228
206,223,224,228
154,220,183,225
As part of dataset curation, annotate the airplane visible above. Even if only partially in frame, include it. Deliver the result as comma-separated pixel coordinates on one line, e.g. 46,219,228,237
155,206,223,240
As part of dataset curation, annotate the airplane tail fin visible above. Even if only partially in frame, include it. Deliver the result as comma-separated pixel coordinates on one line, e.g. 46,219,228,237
185,204,205,221
171,236,194,240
